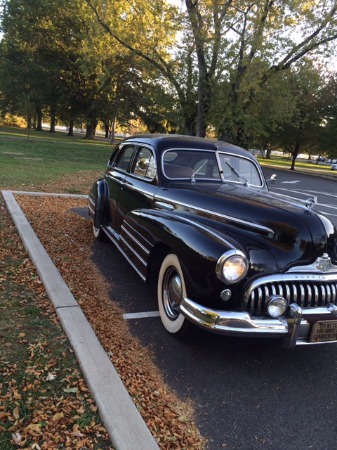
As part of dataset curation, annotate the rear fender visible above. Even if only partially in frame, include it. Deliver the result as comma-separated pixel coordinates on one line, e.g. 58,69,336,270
92,180,110,227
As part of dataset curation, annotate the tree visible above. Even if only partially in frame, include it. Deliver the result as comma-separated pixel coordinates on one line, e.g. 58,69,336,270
85,0,337,143
319,73,337,159
270,61,325,169
182,0,337,144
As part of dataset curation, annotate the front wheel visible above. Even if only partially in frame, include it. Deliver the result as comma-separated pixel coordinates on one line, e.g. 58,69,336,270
157,254,190,337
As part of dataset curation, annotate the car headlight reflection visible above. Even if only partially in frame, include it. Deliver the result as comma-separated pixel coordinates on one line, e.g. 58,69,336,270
216,250,248,284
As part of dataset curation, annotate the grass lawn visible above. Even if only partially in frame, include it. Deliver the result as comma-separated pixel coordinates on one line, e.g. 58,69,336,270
258,154,335,174
0,126,113,191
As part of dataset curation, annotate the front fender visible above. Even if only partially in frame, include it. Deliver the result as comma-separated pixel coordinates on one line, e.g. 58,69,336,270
124,209,240,301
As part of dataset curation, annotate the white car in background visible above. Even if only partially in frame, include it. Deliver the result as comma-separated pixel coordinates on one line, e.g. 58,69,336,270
331,163,337,170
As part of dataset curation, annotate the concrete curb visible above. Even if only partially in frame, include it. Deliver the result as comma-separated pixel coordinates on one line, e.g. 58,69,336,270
2,190,159,450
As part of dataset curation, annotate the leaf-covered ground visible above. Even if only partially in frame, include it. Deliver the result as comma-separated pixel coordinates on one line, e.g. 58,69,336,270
1,182,207,449
0,197,112,450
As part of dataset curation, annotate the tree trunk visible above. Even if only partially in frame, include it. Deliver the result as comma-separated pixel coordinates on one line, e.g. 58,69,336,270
104,122,109,139
85,116,97,139
290,141,301,170
49,109,56,132
35,106,43,131
185,0,211,137
110,116,116,143
67,120,74,137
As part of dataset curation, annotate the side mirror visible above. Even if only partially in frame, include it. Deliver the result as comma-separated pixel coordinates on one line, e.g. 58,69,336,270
267,174,277,183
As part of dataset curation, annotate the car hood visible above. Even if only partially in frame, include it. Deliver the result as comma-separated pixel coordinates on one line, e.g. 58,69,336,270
157,182,337,271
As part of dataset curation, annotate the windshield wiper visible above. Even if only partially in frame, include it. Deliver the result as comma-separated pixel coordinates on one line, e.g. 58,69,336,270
224,162,249,185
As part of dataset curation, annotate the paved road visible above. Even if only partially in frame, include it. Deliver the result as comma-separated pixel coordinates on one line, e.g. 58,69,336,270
89,170,337,450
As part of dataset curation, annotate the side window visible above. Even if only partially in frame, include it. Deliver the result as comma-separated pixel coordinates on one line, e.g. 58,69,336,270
132,147,157,180
108,143,120,166
115,145,135,171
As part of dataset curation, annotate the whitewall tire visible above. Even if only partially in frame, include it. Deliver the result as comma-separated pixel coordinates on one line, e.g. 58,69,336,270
157,253,190,336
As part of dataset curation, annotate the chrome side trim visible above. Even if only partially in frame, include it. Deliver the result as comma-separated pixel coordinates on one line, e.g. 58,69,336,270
121,224,150,257
132,208,234,248
120,235,147,268
154,201,174,211
122,220,152,248
88,195,95,207
171,214,234,248
103,226,147,282
154,195,274,237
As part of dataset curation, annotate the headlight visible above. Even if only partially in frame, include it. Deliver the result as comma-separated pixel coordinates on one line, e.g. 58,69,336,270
216,250,248,284
267,295,288,318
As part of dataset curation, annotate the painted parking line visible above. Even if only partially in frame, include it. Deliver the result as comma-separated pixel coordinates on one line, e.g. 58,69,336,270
280,180,301,184
123,311,160,320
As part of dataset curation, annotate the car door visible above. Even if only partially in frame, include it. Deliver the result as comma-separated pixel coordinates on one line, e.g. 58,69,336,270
115,145,158,233
105,143,136,232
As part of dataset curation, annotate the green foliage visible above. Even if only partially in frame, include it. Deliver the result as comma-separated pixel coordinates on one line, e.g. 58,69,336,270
0,0,337,155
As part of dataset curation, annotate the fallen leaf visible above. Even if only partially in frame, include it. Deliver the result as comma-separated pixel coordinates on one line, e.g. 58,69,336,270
45,372,56,382
52,411,64,422
12,407,20,420
25,423,42,434
11,432,22,444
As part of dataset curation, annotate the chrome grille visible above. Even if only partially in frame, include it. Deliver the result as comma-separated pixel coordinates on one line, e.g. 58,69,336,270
246,281,337,315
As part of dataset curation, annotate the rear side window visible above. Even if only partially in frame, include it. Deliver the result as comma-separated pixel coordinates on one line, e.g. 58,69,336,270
115,145,135,171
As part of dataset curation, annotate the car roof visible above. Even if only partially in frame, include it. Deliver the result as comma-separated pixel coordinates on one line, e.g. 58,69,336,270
122,134,252,159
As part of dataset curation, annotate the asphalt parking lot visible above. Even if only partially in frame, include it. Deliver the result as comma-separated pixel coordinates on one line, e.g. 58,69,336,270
92,233,337,450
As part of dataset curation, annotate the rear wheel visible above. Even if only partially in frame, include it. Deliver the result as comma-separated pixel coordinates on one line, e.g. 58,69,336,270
92,197,106,241
157,254,190,336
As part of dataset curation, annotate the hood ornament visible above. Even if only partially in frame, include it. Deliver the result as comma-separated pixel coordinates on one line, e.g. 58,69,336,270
316,253,332,272
305,197,315,211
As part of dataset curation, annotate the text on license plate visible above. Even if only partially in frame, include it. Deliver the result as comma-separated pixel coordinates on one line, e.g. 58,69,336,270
310,320,337,342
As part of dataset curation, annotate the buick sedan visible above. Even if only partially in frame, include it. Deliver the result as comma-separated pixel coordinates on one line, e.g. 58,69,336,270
88,135,337,348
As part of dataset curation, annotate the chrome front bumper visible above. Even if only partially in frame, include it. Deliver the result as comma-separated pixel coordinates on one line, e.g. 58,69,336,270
179,298,337,348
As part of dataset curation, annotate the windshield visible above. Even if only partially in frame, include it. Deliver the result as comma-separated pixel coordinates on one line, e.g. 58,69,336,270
218,152,263,186
163,149,263,186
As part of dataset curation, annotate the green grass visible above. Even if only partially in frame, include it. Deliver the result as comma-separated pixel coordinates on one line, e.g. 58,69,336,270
0,126,113,188
1,126,335,189
258,155,335,173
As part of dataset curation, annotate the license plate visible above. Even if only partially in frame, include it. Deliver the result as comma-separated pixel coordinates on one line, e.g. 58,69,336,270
310,320,337,342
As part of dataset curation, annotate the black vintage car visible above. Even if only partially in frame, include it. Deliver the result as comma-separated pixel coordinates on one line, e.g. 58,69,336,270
88,134,337,348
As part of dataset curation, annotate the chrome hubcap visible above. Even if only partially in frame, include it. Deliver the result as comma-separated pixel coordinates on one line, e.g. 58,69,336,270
162,267,182,320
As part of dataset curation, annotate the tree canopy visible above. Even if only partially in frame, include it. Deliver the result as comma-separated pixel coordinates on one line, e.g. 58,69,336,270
0,0,337,162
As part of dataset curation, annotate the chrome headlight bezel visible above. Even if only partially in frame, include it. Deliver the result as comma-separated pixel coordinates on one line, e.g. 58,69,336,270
216,250,249,284
267,295,288,318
